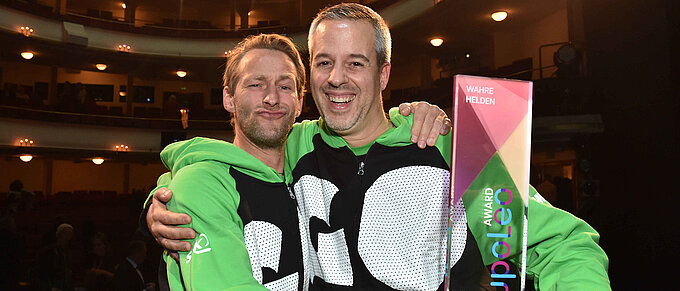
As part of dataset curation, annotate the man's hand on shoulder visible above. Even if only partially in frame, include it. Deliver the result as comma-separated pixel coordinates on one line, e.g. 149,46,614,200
147,187,196,259
399,101,452,148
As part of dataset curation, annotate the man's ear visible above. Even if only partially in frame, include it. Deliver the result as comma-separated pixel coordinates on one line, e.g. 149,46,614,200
223,86,235,113
379,62,391,91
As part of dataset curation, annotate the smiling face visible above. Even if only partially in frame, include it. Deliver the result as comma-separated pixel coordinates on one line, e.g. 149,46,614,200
309,19,391,137
224,48,302,149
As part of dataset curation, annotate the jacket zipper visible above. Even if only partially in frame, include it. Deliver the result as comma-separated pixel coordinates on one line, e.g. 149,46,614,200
287,186,295,200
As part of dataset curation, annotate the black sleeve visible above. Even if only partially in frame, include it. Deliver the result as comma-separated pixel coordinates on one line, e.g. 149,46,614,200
138,199,153,236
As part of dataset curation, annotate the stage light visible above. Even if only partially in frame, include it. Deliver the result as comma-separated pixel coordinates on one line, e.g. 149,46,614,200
21,51,34,59
430,38,443,47
92,157,105,165
19,154,33,162
176,70,187,78
491,11,508,22
96,63,107,71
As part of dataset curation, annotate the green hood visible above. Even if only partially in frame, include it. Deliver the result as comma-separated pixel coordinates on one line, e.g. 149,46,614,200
161,137,284,184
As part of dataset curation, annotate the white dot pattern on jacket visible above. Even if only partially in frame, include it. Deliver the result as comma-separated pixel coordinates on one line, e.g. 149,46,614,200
294,175,353,286
244,220,299,290
358,166,467,290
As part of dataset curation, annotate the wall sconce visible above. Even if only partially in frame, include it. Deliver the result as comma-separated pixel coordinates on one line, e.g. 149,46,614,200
92,157,105,165
122,2,127,9
491,11,508,22
21,51,34,60
96,63,107,71
19,138,34,146
19,154,33,162
176,70,187,78
117,44,131,52
180,108,189,129
20,26,34,37
429,38,443,47
115,144,129,151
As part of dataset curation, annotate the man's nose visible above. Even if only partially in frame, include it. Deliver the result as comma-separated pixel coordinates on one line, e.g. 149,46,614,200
263,86,279,106
328,63,348,87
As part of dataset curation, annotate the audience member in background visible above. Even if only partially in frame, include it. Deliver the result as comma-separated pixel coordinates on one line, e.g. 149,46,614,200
35,223,75,291
75,83,87,106
112,240,156,291
84,232,116,290
8,179,34,213
57,81,75,111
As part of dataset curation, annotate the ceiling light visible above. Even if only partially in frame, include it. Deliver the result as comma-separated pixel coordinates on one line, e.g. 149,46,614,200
19,154,33,162
491,11,508,22
92,157,105,165
20,26,33,37
176,70,187,78
19,138,34,146
115,144,129,151
430,38,444,47
96,63,107,71
21,51,34,59
465,53,471,58
118,44,131,52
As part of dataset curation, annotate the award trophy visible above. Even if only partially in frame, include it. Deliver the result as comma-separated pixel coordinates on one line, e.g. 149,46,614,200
444,75,532,291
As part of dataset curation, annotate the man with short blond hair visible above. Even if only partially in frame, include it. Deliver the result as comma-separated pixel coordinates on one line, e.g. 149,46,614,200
156,34,308,290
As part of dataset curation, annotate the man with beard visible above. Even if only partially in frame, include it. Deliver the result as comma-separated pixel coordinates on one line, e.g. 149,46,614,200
147,32,449,290
146,3,609,290
154,34,309,290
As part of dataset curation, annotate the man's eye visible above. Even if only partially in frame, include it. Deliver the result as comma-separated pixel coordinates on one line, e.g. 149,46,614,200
280,85,291,90
248,84,261,87
351,62,364,67
317,61,330,67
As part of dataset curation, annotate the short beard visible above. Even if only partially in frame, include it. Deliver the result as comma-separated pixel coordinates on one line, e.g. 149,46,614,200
235,107,294,149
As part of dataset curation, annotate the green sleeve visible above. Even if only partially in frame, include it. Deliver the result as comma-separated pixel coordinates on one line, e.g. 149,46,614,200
164,162,268,290
143,172,173,208
517,189,610,290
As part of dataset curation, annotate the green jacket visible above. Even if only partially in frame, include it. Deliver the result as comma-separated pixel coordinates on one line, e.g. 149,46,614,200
158,137,307,290
283,108,609,290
